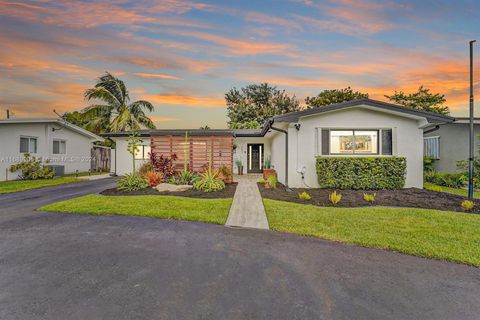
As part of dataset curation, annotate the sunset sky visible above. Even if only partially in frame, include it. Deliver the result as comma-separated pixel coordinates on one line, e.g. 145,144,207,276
0,0,479,128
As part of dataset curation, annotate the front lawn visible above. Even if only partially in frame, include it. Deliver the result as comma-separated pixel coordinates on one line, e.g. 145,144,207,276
264,199,480,267
0,177,81,194
424,182,480,199
39,194,232,225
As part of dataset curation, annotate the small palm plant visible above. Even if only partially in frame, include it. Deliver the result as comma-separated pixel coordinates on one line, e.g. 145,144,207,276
329,191,342,206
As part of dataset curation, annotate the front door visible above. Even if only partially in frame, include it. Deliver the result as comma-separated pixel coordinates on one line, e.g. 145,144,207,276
247,144,263,173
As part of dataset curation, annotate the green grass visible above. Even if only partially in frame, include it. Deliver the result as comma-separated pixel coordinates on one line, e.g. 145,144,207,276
39,194,232,225
263,199,480,267
424,182,480,199
0,177,81,194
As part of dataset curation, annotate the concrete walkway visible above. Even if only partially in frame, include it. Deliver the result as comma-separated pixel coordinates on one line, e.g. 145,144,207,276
226,174,269,229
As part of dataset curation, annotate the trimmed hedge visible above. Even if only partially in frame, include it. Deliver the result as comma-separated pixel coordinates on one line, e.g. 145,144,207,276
316,157,406,190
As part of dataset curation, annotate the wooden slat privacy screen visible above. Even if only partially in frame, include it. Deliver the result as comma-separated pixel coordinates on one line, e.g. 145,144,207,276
150,135,234,173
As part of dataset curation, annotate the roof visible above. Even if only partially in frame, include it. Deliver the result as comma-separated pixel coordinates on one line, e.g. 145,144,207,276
271,98,455,124
150,129,234,137
103,99,455,139
452,117,480,124
0,118,103,141
104,129,234,137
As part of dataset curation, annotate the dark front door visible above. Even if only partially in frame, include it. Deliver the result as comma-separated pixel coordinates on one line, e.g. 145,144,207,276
247,144,264,173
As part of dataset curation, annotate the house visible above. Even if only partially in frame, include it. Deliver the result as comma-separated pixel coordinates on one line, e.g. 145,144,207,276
106,99,454,188
0,118,103,181
423,117,480,172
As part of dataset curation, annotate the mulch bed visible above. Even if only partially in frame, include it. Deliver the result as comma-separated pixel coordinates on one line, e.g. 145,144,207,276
258,183,480,214
100,183,237,199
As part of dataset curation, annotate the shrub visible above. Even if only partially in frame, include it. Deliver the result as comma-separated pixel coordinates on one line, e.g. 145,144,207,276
117,173,148,191
9,153,55,180
168,170,198,185
138,162,154,178
329,191,342,206
316,157,406,190
461,200,475,212
150,152,177,179
258,179,266,184
145,171,162,187
265,174,277,189
217,165,233,183
424,171,465,188
193,168,225,192
363,192,376,204
298,191,311,200
423,156,435,172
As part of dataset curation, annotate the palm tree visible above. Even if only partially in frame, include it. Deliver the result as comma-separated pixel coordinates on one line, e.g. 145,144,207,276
82,72,156,132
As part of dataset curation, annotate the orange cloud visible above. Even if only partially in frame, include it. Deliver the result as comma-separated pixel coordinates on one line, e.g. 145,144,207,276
118,56,221,73
170,30,296,56
134,73,183,80
144,93,225,108
0,0,213,29
150,116,178,123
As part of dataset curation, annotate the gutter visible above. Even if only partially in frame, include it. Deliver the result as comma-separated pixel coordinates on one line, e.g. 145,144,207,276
423,125,440,135
268,119,289,188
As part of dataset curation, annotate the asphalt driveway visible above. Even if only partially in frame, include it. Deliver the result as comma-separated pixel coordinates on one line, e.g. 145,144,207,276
0,179,479,319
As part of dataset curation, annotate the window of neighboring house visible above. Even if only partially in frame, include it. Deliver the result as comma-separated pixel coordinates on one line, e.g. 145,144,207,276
53,140,66,154
135,144,151,160
424,136,440,159
329,130,379,154
20,137,38,153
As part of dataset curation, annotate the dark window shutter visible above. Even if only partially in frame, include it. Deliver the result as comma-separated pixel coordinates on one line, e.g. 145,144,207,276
321,129,330,155
381,129,392,155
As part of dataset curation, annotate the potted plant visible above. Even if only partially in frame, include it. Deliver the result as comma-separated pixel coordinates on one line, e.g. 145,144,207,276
235,159,243,175
262,156,276,180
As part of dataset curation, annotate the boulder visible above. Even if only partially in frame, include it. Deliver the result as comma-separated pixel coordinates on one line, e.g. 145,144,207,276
155,183,193,193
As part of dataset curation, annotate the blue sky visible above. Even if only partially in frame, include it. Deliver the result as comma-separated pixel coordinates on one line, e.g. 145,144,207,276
0,0,478,128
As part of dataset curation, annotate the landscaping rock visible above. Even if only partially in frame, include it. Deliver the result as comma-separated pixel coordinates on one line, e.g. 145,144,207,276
155,183,193,193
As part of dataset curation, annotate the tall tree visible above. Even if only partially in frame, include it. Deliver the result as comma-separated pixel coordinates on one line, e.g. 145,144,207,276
385,86,449,115
82,72,156,132
226,83,300,129
305,87,368,109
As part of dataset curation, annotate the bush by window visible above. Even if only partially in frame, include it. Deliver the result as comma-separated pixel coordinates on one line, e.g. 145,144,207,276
316,157,406,189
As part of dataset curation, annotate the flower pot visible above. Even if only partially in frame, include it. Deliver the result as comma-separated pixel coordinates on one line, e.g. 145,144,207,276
263,168,276,180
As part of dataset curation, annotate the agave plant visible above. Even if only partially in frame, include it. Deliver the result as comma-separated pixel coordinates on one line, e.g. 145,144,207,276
193,168,225,192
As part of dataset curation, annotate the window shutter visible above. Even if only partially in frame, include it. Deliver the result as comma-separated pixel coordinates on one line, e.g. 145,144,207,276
381,129,392,155
321,129,330,155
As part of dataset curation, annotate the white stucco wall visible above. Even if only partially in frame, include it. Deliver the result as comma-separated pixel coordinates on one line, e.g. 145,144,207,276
0,123,96,181
111,137,150,176
233,137,271,174
286,107,424,188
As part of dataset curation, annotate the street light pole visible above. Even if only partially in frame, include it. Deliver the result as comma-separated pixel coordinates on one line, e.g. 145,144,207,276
468,40,476,200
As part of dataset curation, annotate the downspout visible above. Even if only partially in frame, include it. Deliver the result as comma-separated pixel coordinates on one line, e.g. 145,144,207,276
269,119,288,188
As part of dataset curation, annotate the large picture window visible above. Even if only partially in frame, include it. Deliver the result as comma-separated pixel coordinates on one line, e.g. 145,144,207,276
329,130,378,154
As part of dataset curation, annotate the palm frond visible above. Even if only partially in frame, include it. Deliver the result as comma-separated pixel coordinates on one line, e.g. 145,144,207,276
129,100,154,113
94,72,129,105
84,87,121,107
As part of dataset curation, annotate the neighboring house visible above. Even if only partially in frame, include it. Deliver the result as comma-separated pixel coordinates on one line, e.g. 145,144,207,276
106,99,454,188
423,118,480,173
0,118,103,181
